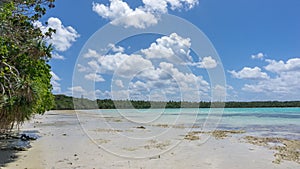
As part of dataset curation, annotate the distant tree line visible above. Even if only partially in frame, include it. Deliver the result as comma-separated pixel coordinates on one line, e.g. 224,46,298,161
53,94,300,110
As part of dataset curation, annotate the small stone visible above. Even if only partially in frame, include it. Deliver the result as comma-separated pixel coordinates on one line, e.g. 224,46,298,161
10,155,18,159
136,126,146,129
13,146,28,151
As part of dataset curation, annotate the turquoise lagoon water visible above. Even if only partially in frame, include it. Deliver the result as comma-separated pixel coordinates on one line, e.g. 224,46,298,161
83,108,300,140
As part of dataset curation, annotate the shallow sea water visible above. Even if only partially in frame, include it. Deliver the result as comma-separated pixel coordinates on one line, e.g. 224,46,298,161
82,107,300,140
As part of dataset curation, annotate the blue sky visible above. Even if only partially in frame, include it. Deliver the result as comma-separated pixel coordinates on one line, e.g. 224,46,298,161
40,0,300,101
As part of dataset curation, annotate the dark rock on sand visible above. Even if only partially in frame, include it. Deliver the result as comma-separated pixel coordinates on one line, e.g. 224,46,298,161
20,134,37,141
136,126,146,129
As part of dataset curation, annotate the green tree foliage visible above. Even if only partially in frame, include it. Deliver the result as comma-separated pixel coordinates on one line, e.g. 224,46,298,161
53,95,74,110
0,0,56,131
53,95,300,110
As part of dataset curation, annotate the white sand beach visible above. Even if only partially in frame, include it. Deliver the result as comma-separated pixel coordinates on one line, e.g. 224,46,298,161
2,110,299,169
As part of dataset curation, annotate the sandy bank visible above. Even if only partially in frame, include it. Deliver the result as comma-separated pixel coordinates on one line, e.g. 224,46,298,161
2,110,299,169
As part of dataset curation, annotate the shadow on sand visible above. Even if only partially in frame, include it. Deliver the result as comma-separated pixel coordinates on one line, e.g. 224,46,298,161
0,131,39,167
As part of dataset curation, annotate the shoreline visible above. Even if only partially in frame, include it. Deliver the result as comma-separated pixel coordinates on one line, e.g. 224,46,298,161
1,110,299,168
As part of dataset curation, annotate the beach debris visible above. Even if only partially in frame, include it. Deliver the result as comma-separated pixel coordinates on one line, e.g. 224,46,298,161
20,134,37,141
149,155,161,160
57,160,64,163
154,124,169,128
153,124,185,129
244,136,300,164
93,128,123,133
144,140,171,150
10,155,18,159
184,132,200,141
113,119,122,122
172,124,186,129
96,139,111,144
136,126,146,129
13,145,30,151
122,147,138,151
210,130,245,139
125,129,134,132
183,130,245,141
191,125,202,128
0,132,37,152
184,134,200,141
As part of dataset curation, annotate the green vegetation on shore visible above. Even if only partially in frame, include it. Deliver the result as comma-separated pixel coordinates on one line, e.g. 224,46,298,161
53,94,300,110
0,0,56,132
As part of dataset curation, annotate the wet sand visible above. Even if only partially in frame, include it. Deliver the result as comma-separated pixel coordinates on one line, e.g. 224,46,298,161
1,110,299,169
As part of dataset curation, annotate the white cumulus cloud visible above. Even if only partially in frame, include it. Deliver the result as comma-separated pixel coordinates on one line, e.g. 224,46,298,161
108,43,125,53
197,56,218,69
242,71,300,95
68,86,86,93
114,54,154,78
251,52,264,60
36,17,80,52
265,58,300,73
187,56,218,69
80,33,212,101
229,67,269,80
92,0,199,29
51,52,65,60
114,80,124,88
88,60,101,72
92,0,157,29
50,71,61,93
84,73,105,82
141,33,192,62
111,8,158,29
231,57,300,100
84,49,102,58
98,53,130,73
